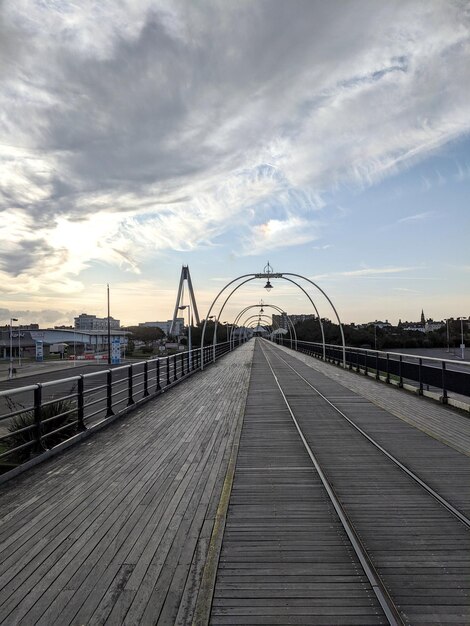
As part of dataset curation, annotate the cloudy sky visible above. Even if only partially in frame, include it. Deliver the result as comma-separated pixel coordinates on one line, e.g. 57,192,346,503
1,0,469,328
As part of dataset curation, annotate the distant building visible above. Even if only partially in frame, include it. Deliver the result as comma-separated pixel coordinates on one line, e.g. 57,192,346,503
139,318,184,336
272,313,315,330
74,313,120,331
369,320,392,330
402,324,426,333
0,327,128,360
424,321,445,333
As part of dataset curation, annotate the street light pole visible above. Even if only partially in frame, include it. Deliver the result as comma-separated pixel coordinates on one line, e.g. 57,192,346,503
18,320,21,368
208,316,217,362
458,317,466,360
107,283,111,365
9,317,18,380
179,305,191,369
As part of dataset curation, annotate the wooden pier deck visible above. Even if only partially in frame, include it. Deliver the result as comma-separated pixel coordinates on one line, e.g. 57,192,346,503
209,341,470,626
0,343,254,626
0,338,469,625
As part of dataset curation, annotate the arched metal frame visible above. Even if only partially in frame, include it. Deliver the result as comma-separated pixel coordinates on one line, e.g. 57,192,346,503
230,315,277,349
231,308,287,349
245,320,274,340
241,314,274,334
231,305,293,345
246,324,272,339
201,270,343,367
207,276,322,360
245,321,279,343
230,304,297,351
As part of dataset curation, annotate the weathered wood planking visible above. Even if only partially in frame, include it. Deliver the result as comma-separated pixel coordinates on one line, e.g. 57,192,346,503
0,342,254,625
261,341,470,625
274,342,470,456
210,345,387,626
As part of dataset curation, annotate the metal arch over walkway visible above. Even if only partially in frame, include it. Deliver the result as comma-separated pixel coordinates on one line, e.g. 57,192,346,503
0,339,470,625
200,262,343,367
230,303,298,350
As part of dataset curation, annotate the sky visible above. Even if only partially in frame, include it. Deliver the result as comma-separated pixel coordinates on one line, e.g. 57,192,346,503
0,0,469,328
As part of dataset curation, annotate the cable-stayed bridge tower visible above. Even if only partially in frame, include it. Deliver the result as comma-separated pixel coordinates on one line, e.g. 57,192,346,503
170,265,201,335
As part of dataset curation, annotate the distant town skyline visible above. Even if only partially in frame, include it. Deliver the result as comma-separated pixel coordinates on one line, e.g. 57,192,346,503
0,2,469,327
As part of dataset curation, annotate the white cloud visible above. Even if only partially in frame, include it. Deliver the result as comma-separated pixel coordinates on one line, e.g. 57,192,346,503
340,266,418,277
0,0,469,291
397,211,434,223
242,216,320,255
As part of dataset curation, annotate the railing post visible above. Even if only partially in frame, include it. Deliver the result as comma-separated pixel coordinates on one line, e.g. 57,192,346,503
33,384,46,454
143,362,150,397
187,349,191,373
173,355,178,381
356,350,360,373
156,359,161,391
398,355,403,388
106,369,114,416
77,375,86,432
181,351,185,377
386,353,390,384
375,351,380,380
441,361,448,404
166,356,171,386
127,364,135,405
364,350,368,376
418,358,423,395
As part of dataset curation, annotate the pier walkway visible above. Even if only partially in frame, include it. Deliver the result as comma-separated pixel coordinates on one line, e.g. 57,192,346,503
0,339,469,625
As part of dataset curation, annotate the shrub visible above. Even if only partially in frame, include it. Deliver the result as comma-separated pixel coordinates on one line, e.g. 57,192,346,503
4,398,78,464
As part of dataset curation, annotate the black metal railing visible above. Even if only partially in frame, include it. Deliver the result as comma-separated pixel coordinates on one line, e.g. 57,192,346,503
0,340,240,473
278,339,470,402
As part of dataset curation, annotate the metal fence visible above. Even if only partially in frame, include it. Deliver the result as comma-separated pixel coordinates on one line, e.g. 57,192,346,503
282,339,470,402
0,341,237,474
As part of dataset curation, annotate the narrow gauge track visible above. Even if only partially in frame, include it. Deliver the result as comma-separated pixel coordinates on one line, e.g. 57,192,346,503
257,340,470,625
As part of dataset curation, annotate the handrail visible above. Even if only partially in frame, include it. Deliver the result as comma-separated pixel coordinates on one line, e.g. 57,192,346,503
0,339,245,478
294,339,470,366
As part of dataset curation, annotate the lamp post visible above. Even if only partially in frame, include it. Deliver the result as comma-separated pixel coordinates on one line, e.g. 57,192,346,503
179,305,192,369
208,315,217,362
458,317,466,360
107,283,111,365
9,317,18,380
446,318,450,353
18,320,21,368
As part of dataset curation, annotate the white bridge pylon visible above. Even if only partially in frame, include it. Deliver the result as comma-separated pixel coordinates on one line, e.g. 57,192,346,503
200,262,346,368
170,265,201,335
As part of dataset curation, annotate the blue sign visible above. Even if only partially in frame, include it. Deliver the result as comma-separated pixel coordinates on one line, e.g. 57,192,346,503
35,340,44,362
111,337,121,364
